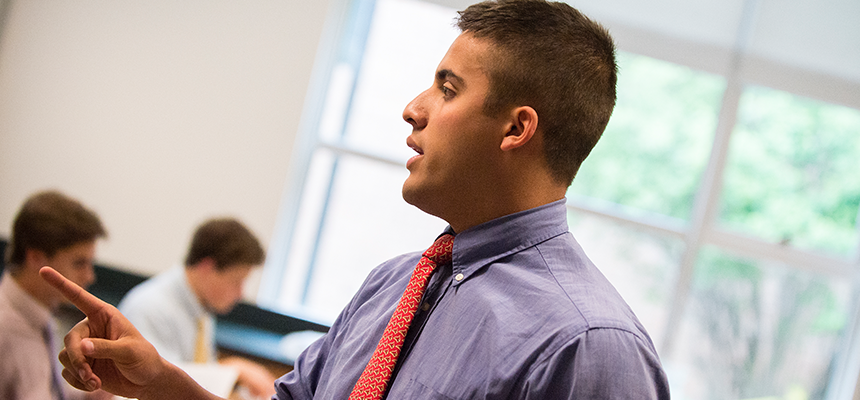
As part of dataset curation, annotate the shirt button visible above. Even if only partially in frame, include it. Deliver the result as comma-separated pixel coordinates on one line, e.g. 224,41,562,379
454,273,465,281
421,303,430,311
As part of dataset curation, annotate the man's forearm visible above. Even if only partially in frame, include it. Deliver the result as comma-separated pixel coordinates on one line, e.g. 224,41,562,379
136,359,226,400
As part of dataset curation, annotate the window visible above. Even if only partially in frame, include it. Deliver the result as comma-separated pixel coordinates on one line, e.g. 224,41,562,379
260,0,860,397
720,86,860,258
673,246,852,399
260,0,458,322
569,52,726,221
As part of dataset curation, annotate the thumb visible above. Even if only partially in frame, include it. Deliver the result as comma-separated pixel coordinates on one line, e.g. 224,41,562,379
83,337,138,364
83,335,164,387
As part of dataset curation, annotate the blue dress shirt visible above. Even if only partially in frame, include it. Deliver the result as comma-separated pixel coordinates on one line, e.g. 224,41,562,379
275,199,670,399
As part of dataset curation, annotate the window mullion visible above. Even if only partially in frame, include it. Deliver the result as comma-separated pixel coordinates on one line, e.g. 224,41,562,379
659,0,762,357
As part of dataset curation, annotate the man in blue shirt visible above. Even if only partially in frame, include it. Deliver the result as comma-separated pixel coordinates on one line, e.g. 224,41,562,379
43,0,670,398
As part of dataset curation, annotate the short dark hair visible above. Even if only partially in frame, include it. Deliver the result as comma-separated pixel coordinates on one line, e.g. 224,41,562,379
184,218,265,271
457,0,617,185
6,190,107,272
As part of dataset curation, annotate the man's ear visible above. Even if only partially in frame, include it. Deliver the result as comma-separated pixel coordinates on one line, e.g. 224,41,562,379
194,257,218,273
500,106,538,151
25,248,48,268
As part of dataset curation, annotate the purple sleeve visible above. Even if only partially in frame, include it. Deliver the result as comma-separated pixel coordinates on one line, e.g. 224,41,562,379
522,328,671,399
272,331,329,400
272,298,356,400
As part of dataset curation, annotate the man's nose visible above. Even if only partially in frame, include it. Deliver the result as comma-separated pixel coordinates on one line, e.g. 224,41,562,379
82,264,96,288
402,90,428,130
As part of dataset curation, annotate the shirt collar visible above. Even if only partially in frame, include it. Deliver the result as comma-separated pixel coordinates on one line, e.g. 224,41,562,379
445,198,570,286
0,271,54,331
171,266,209,319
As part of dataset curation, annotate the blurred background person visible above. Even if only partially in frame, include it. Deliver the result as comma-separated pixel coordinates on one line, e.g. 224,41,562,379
118,217,276,399
0,190,110,400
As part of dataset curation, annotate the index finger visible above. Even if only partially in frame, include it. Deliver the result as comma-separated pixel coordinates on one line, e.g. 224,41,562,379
40,266,108,316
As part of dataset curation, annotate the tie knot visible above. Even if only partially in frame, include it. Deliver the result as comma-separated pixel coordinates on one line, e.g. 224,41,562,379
423,234,454,265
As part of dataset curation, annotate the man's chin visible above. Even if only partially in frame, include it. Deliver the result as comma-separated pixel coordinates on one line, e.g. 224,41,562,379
205,303,237,315
402,185,447,222
401,182,423,209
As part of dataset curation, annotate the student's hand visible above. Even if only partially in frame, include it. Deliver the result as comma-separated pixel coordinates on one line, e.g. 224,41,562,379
40,267,223,400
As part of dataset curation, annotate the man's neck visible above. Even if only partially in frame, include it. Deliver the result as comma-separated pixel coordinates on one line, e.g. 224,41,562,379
446,186,566,233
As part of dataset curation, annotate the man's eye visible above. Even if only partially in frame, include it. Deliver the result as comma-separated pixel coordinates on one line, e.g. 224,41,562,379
441,85,454,97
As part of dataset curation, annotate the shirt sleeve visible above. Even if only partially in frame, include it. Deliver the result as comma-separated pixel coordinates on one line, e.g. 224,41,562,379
272,252,426,400
521,328,671,400
272,326,334,400
272,275,371,400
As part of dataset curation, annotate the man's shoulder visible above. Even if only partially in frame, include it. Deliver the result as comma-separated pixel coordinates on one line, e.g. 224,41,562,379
368,251,424,280
347,251,424,301
118,269,181,314
0,308,40,366
0,310,29,336
521,234,649,337
0,290,38,337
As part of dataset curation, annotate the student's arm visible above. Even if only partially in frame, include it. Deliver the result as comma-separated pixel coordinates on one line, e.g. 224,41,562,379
40,267,224,400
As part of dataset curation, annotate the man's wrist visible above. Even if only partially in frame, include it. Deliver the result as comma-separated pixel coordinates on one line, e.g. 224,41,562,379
138,359,224,400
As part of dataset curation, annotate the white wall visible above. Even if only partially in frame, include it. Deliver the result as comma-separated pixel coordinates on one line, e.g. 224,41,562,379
0,0,332,294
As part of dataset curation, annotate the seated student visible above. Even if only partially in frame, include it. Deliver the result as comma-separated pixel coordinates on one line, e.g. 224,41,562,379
117,217,276,398
0,190,110,400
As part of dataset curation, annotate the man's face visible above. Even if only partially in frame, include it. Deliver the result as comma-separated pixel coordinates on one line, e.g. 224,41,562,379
197,263,253,315
46,241,97,306
401,33,510,228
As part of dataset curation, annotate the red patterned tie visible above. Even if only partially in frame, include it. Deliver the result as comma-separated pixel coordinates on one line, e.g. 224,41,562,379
348,234,455,400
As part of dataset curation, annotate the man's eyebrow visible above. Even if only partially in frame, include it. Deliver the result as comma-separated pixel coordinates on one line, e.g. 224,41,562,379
437,69,465,87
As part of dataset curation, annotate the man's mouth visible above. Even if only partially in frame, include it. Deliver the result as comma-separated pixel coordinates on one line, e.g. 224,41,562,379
406,140,423,168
